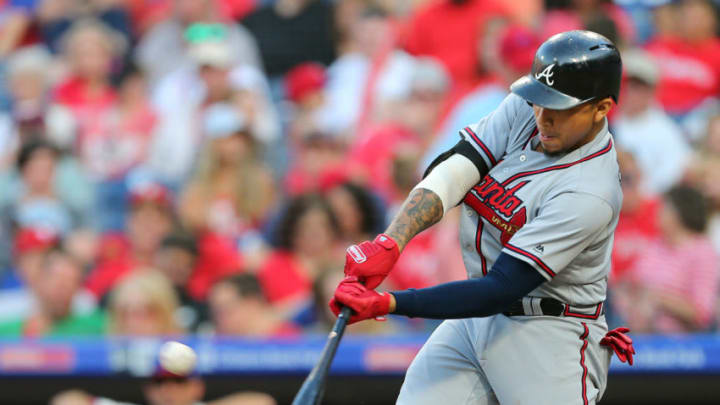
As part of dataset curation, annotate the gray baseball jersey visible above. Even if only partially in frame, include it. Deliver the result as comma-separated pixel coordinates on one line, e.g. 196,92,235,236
396,94,621,405
458,93,621,307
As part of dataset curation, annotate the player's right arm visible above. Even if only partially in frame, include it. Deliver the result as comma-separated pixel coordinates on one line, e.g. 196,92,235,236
344,152,484,289
343,94,525,289
386,93,528,251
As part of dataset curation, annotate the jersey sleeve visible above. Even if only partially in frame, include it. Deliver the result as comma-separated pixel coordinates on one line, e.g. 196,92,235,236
502,192,614,280
458,94,523,169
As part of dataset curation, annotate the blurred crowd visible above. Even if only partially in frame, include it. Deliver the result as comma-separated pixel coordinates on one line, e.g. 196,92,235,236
0,0,719,341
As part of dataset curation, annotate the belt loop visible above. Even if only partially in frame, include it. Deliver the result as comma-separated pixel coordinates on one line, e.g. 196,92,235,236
522,297,533,316
531,297,543,316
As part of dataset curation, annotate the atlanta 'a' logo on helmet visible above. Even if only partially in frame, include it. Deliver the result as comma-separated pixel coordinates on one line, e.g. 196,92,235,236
535,64,556,86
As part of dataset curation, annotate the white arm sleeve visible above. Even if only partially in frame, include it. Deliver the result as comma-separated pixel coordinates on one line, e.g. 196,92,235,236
412,153,481,215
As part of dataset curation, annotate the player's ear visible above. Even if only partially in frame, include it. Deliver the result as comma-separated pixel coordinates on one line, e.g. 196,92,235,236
593,97,613,123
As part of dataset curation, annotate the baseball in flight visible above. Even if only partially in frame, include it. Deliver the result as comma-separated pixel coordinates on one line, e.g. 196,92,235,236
158,341,197,376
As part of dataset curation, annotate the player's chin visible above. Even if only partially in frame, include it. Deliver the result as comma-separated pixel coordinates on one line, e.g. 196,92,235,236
539,140,564,156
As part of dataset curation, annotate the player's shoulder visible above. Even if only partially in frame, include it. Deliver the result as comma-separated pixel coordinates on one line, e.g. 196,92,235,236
500,93,535,121
486,93,537,146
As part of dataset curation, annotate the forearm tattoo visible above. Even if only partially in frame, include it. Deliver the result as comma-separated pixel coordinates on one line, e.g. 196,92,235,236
386,188,443,252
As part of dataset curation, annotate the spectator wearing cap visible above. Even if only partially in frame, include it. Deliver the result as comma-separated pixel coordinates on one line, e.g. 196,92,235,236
84,183,175,300
146,38,279,187
0,245,106,337
178,102,274,267
284,62,327,142
613,48,691,195
135,0,262,83
209,273,300,337
0,227,58,322
623,185,720,333
420,23,539,171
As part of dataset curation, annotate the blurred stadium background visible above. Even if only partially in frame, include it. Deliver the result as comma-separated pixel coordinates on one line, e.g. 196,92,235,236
1,0,720,404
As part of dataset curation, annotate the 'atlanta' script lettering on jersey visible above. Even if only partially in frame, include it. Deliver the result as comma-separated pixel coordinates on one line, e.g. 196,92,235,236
463,175,529,245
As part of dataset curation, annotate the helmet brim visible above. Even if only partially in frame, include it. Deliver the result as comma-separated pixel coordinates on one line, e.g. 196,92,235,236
510,75,592,110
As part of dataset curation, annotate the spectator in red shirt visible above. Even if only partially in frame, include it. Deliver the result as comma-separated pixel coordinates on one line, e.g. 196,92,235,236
403,0,507,90
79,65,157,182
209,274,300,337
53,19,124,123
257,194,342,314
624,185,719,333
610,150,661,286
645,0,720,116
85,184,175,300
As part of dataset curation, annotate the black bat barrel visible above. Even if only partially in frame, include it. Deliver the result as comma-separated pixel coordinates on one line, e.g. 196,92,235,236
291,306,352,405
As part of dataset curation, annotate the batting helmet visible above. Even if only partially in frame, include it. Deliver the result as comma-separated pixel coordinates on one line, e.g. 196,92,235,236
510,30,622,110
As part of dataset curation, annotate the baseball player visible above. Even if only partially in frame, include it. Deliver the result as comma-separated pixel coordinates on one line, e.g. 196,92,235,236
330,30,635,404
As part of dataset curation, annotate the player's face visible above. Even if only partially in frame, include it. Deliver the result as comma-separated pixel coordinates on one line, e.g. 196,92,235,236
532,98,612,155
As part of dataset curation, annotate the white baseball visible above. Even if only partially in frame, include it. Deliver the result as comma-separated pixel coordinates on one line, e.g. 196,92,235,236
158,341,197,376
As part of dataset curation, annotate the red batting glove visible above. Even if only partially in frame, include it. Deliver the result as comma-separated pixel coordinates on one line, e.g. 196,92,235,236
600,327,635,365
344,234,399,289
329,276,392,325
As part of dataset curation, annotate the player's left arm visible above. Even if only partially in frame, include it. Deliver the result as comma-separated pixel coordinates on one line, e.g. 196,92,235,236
333,192,613,321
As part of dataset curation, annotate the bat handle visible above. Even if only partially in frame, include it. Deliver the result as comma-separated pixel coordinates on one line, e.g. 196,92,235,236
334,306,352,332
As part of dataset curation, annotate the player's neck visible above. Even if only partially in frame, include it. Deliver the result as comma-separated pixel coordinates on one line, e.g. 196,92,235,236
574,119,606,152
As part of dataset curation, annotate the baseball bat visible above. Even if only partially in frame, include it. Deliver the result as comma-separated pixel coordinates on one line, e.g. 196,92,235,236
291,306,352,405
